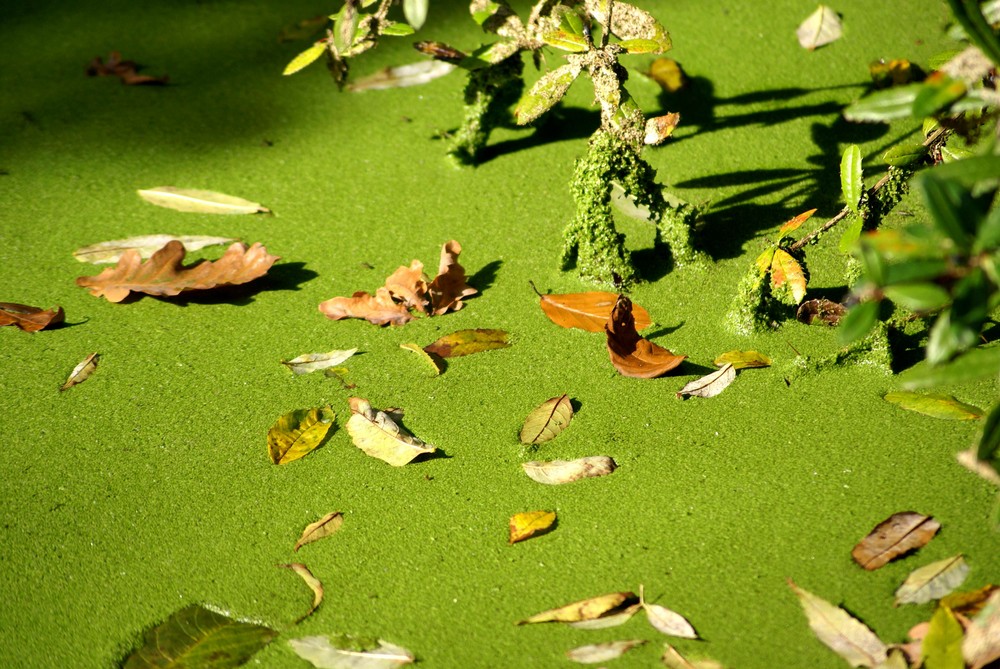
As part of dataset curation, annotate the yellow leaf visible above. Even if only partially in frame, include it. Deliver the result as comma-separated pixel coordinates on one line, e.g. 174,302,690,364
770,248,807,304
267,405,336,465
294,512,344,552
508,510,556,544
278,563,323,623
517,591,637,625
345,397,435,466
283,42,327,75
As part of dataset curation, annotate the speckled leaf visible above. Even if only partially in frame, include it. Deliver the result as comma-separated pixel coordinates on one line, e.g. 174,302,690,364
514,63,582,125
522,456,617,485
537,289,652,332
279,563,324,623
122,604,277,668
797,5,842,50
283,42,327,75
542,30,589,52
294,512,344,552
288,635,415,668
677,364,736,399
400,343,443,375
268,405,336,464
282,349,358,375
519,394,573,444
517,591,638,625
586,0,671,52
60,352,99,391
641,585,698,639
842,144,864,214
0,303,64,332
713,350,771,369
508,510,556,544
922,606,964,669
73,235,237,264
345,397,435,466
137,187,271,214
566,639,646,664
644,113,681,145
895,555,970,606
788,580,888,667
852,512,941,570
424,329,509,358
883,391,984,420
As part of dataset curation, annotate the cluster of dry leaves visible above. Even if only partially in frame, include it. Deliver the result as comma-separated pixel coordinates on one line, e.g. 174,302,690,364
86,51,169,86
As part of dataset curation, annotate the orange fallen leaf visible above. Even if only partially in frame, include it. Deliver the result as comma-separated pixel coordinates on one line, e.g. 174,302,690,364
851,511,940,570
0,303,64,332
424,329,509,358
606,294,685,378
76,240,278,303
428,240,477,314
384,260,429,314
319,288,415,326
509,510,556,544
533,285,652,332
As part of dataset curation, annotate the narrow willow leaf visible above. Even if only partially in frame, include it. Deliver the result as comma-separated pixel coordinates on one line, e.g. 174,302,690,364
513,63,582,125
522,456,617,485
282,349,358,375
424,329,509,358
901,346,1000,389
403,0,429,30
844,85,921,123
60,352,99,391
788,580,889,667
620,38,661,54
895,555,970,606
851,511,940,570
922,606,964,669
348,61,455,91
137,187,271,214
883,391,983,420
566,640,646,664
268,405,336,465
519,394,573,444
796,5,843,50
279,563,324,623
517,591,638,625
677,364,736,399
509,510,556,544
74,235,237,264
713,350,771,369
122,604,277,668
568,603,641,629
640,585,698,639
778,209,818,236
289,635,415,668
964,591,1000,669
841,144,864,214
295,512,344,552
381,22,416,36
284,42,327,75
345,397,435,466
400,343,444,375
543,30,589,52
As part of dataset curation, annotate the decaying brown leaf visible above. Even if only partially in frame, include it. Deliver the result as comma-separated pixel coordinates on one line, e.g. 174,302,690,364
509,510,557,544
534,286,652,332
0,303,64,332
74,235,238,264
797,298,848,326
86,51,168,85
566,639,646,664
424,329,509,358
522,456,617,484
61,352,99,391
942,585,999,617
294,511,344,552
606,295,685,378
278,563,323,623
77,240,278,303
851,511,941,570
384,260,429,314
345,397,435,466
677,364,736,399
788,579,889,667
517,591,639,625
428,240,477,314
320,288,415,326
519,394,573,445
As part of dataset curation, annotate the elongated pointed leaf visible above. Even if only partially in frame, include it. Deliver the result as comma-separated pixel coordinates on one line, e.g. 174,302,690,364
289,635,415,668
838,300,880,345
538,290,652,332
917,173,977,247
295,512,344,552
268,405,336,464
518,591,637,625
283,349,358,375
400,343,444,375
566,640,646,664
514,64,581,125
279,563,324,623
778,209,818,237
788,580,888,667
661,645,726,669
122,604,277,668
520,394,573,444
770,249,807,304
348,61,455,92
922,606,964,669
522,456,617,484
60,352,99,391
883,391,983,420
895,555,970,606
284,42,328,75
883,283,951,312
844,85,921,122
403,0,428,30
543,30,589,52
640,586,698,639
137,187,271,214
851,511,940,570
345,397,435,466
424,329,509,358
0,303,64,332
677,364,736,399
713,350,771,369
883,143,929,167
509,510,556,544
74,235,238,264
841,145,864,214
797,5,842,50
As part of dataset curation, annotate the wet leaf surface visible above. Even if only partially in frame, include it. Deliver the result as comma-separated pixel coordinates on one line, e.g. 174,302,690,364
883,391,984,420
536,289,652,332
713,350,771,369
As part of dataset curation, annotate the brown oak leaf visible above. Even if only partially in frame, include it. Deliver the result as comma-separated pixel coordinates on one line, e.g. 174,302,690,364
76,240,279,303
385,260,429,313
0,303,65,332
606,295,685,378
428,240,477,314
319,287,415,326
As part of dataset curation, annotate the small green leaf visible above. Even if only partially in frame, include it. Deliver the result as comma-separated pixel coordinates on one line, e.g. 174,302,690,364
400,342,444,375
122,604,277,668
282,42,327,75
883,283,951,312
268,405,337,464
884,259,950,284
514,64,582,124
926,309,980,366
558,6,586,36
932,154,1000,187
974,207,1000,254
858,238,888,285
841,144,863,214
883,142,928,167
913,76,967,119
619,38,661,54
381,21,416,36
331,3,358,54
403,0,429,30
839,215,865,254
921,606,964,669
844,85,921,122
542,30,589,52
838,300,879,345
883,391,983,420
901,345,1000,389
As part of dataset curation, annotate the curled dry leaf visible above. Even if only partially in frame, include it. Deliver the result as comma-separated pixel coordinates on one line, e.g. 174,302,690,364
964,590,1000,669
645,113,681,145
87,51,169,85
518,591,638,625
883,391,984,420
400,343,444,375
895,555,969,606
713,350,771,369
345,397,435,466
320,288,415,326
519,394,573,445
268,405,336,465
640,585,698,639
788,579,888,667
424,329,509,358
289,635,415,668
797,298,847,326
796,5,842,50
851,511,940,570
282,349,358,375
0,302,64,332
384,260,429,314
427,240,477,315
77,240,279,303
522,456,617,485
533,285,652,332
73,235,237,264
348,60,456,91
278,563,324,623
61,352,99,391
566,639,646,664
677,364,736,399
137,187,270,214
568,603,642,630
509,510,556,544
295,512,344,552
606,295,685,378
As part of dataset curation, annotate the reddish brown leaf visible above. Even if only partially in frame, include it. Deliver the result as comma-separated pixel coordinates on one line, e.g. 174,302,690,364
536,288,652,332
797,298,847,325
76,240,278,303
0,303,64,332
851,511,941,570
606,295,685,378
319,288,414,326
86,51,168,85
778,208,818,236
384,260,428,314
427,240,477,315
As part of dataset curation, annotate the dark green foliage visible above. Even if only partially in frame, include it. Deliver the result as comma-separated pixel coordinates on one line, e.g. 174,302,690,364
448,56,525,166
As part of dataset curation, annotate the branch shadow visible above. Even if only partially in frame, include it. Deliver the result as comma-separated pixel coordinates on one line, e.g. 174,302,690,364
475,106,601,164
469,259,502,293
